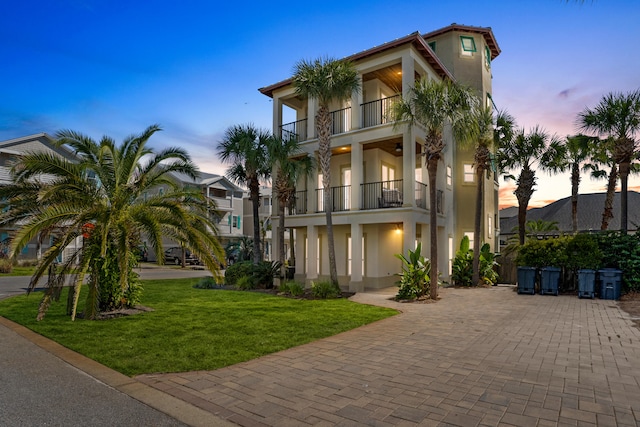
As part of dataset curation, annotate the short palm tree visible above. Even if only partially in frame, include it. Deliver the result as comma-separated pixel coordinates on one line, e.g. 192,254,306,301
0,125,224,320
578,90,640,232
268,137,314,278
394,78,477,299
292,57,360,287
217,124,273,264
497,126,562,245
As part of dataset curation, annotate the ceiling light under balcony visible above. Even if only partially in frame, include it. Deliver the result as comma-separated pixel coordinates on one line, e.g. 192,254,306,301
395,143,402,152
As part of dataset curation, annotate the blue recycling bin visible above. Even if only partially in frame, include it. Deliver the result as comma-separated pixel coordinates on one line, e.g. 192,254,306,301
540,267,561,296
577,269,596,299
517,266,536,294
598,268,622,300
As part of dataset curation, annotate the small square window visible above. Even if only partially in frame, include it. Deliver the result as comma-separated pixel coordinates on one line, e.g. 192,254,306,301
428,41,436,52
446,165,452,186
485,46,491,68
463,164,475,182
460,36,476,56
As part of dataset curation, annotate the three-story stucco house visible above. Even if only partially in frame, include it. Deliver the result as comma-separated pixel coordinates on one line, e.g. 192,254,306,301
259,24,501,290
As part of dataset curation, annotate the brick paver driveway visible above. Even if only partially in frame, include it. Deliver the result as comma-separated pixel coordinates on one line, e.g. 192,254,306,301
137,286,640,426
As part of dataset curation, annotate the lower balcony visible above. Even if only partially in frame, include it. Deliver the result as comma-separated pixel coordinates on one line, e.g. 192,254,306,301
286,180,433,214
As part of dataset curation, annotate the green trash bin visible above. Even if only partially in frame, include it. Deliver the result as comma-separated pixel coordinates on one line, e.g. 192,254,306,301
598,268,622,300
577,269,596,299
517,267,536,295
540,267,561,296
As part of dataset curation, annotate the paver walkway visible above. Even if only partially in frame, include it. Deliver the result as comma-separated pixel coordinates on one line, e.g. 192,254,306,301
137,286,640,426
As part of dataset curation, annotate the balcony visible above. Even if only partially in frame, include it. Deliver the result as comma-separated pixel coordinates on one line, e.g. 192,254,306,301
278,95,400,143
362,179,403,210
315,185,351,213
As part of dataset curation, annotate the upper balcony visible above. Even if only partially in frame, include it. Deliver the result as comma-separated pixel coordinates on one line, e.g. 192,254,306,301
278,94,401,142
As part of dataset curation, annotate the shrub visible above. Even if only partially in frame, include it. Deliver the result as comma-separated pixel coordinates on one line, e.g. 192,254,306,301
193,276,222,289
566,233,602,270
279,281,305,297
479,243,500,286
395,243,430,300
311,280,341,299
251,261,282,289
0,259,12,274
224,261,253,287
451,236,473,286
594,231,640,292
516,236,569,268
235,276,256,290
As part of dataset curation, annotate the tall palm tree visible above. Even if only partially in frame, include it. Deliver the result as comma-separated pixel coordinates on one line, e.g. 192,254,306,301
578,90,640,232
217,124,273,264
497,126,562,245
394,78,477,299
0,125,224,320
545,134,593,233
468,107,515,286
292,57,360,287
268,136,314,278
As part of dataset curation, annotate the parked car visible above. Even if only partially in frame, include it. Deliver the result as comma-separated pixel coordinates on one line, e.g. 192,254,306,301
164,247,199,265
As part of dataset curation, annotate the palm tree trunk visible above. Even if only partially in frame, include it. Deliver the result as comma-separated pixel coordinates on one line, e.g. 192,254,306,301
601,164,617,230
515,168,536,245
317,105,339,287
472,166,484,286
427,156,439,299
571,162,580,233
278,196,286,278
620,161,629,233
250,178,262,264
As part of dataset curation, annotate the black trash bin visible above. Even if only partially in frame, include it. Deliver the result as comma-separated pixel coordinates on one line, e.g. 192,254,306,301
517,266,536,295
577,269,596,299
598,268,622,300
540,267,561,296
286,266,295,280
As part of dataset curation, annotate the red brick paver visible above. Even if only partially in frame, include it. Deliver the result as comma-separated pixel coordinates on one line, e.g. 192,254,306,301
137,287,640,426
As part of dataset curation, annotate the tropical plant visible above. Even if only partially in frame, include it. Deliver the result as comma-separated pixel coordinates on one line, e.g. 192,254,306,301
565,233,602,271
545,134,594,232
451,236,473,287
497,126,562,245
279,281,305,297
393,78,477,299
0,125,224,320
583,137,618,230
578,90,640,232
516,236,570,268
394,243,431,300
217,124,273,264
311,280,342,299
267,136,314,278
479,243,499,286
292,57,360,287
223,260,253,287
595,231,640,292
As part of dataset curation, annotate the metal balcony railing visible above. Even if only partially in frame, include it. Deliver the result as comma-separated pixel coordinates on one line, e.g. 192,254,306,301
361,179,403,210
280,118,308,142
315,185,351,213
286,190,307,215
361,94,401,128
415,181,427,209
330,107,351,135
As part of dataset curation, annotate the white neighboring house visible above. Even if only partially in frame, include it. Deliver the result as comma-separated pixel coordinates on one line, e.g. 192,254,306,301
0,133,79,262
144,170,246,263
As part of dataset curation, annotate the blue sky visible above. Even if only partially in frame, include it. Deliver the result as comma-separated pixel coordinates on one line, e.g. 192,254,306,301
2,0,639,208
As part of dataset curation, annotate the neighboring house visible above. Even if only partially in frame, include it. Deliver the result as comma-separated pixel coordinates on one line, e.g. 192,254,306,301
500,191,640,245
146,170,246,262
259,24,501,290
0,133,79,261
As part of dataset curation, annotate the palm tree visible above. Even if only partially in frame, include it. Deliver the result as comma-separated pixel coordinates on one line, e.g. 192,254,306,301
292,57,360,287
268,137,314,278
217,124,273,264
0,125,224,320
497,126,562,245
545,134,593,233
394,78,477,299
468,107,515,286
578,90,640,232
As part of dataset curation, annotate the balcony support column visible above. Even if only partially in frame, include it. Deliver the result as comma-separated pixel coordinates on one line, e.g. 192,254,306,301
351,74,363,130
273,97,283,138
307,98,317,140
349,223,364,292
401,51,415,97
351,141,362,211
306,225,318,281
402,128,416,207
402,219,416,258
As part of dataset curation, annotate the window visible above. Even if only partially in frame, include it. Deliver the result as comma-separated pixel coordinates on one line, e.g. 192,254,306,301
485,46,491,68
232,215,241,228
488,215,493,238
464,232,474,249
347,235,365,276
463,164,475,183
446,166,452,186
381,164,395,182
460,36,476,56
415,168,422,183
428,41,436,52
448,236,453,275
317,173,324,212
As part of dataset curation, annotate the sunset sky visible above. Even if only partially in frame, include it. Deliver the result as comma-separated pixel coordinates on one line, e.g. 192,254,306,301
2,0,638,209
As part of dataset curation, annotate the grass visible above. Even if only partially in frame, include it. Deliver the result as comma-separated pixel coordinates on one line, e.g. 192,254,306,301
0,278,397,376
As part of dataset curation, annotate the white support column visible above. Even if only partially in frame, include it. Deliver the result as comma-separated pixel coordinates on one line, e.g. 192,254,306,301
273,97,282,137
351,75,363,130
306,225,318,280
349,223,364,292
307,98,317,140
403,219,416,258
350,141,362,210
401,51,415,96
402,127,416,207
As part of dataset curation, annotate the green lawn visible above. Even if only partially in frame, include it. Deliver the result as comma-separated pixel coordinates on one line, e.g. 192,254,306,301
0,278,397,376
